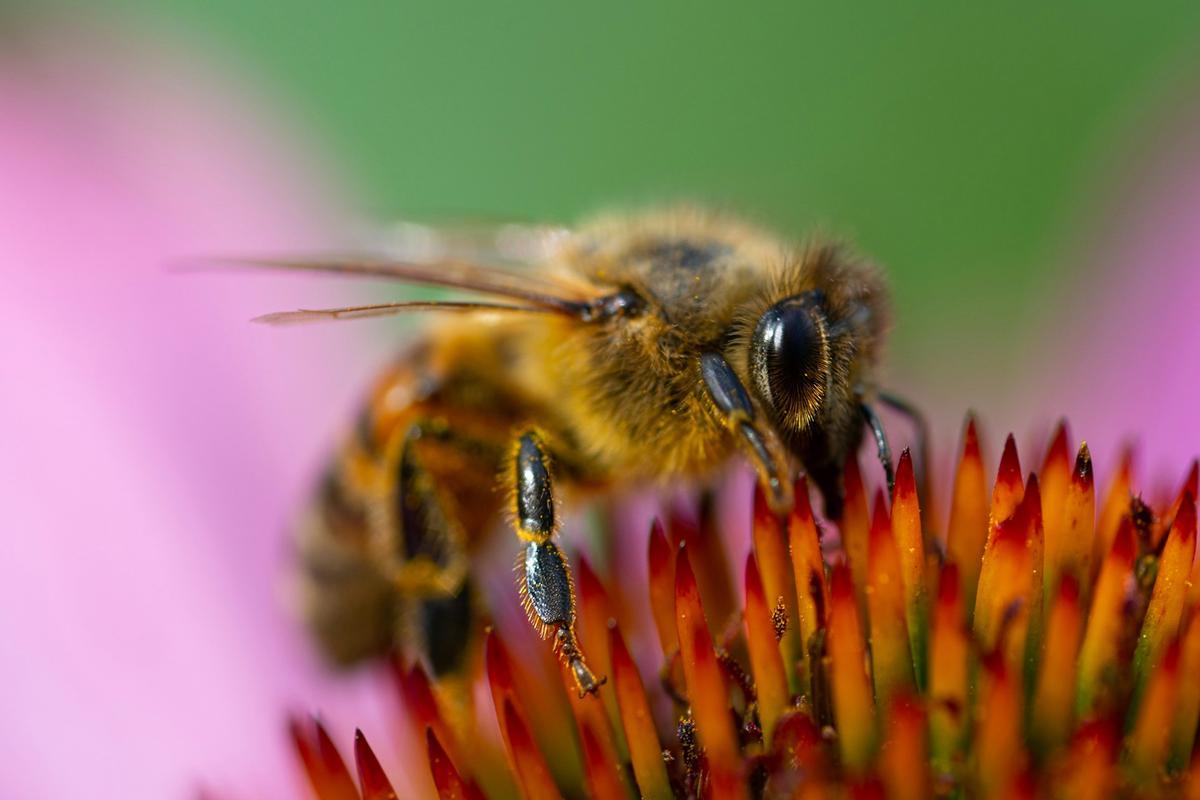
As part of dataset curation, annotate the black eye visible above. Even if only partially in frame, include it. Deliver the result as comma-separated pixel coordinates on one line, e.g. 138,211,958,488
748,293,829,423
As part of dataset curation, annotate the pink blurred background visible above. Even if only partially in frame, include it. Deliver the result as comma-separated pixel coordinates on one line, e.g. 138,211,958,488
0,14,401,798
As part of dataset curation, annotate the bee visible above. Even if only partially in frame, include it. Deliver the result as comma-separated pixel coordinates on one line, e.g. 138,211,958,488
246,208,920,696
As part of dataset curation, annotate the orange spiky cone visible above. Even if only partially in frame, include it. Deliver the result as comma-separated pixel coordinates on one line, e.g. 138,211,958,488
947,415,989,617
891,450,928,688
276,419,1200,799
866,491,914,712
828,561,876,772
744,552,790,745
608,622,672,800
675,545,746,798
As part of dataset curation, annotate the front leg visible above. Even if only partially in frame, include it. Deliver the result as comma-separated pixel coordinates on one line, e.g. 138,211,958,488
510,430,604,697
699,352,793,514
860,402,895,494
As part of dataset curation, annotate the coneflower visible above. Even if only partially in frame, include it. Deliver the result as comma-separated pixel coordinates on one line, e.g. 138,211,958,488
290,417,1200,798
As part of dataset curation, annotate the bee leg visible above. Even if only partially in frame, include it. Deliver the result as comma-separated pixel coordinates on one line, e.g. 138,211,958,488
510,430,605,697
377,425,471,596
699,352,793,513
413,580,476,677
377,423,488,676
860,402,895,494
879,391,932,513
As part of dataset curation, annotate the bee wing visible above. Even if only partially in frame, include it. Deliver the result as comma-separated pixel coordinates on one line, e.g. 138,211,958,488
182,218,599,320
364,218,572,266
253,300,553,325
186,251,595,317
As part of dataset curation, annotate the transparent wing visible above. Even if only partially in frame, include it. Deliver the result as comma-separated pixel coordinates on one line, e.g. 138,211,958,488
253,299,554,325
361,218,573,267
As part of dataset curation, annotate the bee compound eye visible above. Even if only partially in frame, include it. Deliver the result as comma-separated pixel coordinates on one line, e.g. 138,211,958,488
749,295,828,421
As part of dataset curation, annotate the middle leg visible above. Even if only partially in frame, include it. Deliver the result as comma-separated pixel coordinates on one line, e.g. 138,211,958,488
509,430,604,697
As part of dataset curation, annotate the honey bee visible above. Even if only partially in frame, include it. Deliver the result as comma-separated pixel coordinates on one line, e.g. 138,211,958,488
246,208,920,696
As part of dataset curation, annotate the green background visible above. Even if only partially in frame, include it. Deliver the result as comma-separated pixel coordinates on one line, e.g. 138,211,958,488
106,1,1200,374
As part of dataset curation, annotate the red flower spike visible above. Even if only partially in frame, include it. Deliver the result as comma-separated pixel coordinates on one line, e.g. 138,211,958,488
841,454,871,624
500,698,561,800
1040,422,1071,603
1031,575,1082,753
947,415,989,616
1188,534,1200,616
1129,639,1183,783
484,630,517,723
578,714,627,800
973,480,1034,660
828,562,876,772
349,730,396,800
314,718,360,800
976,655,1024,798
1055,719,1118,800
674,546,746,798
485,629,517,693
424,729,483,800
608,623,672,800
848,778,886,800
769,712,827,797
744,553,790,745
878,694,928,800
928,563,967,773
395,662,440,729
752,483,801,689
395,663,461,770
485,630,542,787
1165,460,1200,537
1094,444,1133,581
891,449,927,688
561,659,626,797
1171,613,1200,770
999,770,1039,800
669,500,737,635
1020,474,1046,678
991,434,1025,529
1076,520,1137,718
1133,494,1196,709
1061,444,1095,604
289,716,359,800
647,519,679,656
288,716,326,799
1189,753,1200,800
576,556,615,698
787,475,827,689
866,491,914,711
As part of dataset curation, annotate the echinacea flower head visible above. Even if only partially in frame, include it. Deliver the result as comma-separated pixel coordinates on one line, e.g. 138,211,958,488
287,418,1200,799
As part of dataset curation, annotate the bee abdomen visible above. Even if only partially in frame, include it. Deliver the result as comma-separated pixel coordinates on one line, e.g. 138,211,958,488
293,479,398,666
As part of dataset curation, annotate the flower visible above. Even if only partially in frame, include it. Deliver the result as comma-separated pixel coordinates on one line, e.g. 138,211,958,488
289,418,1200,798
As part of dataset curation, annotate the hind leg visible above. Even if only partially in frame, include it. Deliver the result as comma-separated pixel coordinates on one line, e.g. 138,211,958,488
298,415,502,676
373,420,509,676
510,430,604,697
